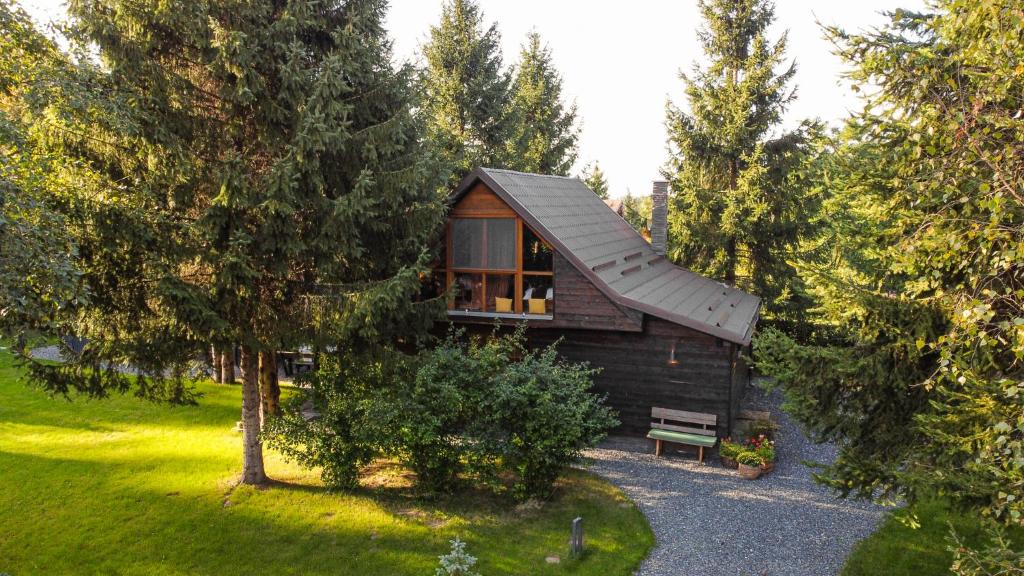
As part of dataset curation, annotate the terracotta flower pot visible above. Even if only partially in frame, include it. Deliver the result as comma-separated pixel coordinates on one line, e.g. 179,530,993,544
721,456,738,469
737,463,761,480
760,461,775,474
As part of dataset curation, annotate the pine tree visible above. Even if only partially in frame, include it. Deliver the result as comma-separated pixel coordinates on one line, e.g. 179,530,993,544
33,0,445,485
507,32,579,175
756,1,1024,565
581,162,609,199
422,0,515,182
664,0,815,328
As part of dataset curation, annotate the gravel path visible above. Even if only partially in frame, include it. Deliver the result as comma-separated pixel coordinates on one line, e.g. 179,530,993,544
584,385,885,576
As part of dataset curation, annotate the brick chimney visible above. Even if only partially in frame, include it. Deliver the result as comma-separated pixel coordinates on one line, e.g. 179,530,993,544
650,181,668,255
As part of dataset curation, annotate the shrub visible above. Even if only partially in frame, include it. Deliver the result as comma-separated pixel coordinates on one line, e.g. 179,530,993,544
392,330,508,493
736,450,763,467
473,338,619,500
263,349,408,490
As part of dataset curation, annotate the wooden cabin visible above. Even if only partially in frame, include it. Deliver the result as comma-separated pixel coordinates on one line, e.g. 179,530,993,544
434,168,761,436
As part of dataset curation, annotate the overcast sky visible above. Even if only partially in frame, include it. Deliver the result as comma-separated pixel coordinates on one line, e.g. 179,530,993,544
23,0,925,198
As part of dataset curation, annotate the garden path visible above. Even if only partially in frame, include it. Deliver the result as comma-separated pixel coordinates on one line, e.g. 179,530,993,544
585,386,885,576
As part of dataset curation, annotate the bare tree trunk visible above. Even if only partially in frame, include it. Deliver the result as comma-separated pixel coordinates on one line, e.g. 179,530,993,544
212,346,223,383
221,348,235,384
240,345,266,485
258,350,280,424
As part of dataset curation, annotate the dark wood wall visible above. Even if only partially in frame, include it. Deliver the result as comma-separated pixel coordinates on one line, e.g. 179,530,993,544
527,316,739,437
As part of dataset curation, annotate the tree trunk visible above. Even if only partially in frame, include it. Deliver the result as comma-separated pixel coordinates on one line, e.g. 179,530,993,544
211,346,223,383
221,348,235,384
240,345,267,485
258,350,280,424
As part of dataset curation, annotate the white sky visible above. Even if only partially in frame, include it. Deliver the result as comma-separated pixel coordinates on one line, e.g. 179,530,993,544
22,0,925,199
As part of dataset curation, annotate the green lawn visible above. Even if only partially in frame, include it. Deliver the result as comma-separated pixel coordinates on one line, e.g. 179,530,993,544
0,350,653,576
843,499,1023,576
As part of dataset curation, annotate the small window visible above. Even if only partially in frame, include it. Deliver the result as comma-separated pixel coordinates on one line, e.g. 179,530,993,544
523,225,553,271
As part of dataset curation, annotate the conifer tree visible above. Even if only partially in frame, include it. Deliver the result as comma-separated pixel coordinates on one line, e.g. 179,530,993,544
756,1,1024,566
33,0,445,485
581,162,609,199
508,32,579,175
422,0,515,182
664,0,815,327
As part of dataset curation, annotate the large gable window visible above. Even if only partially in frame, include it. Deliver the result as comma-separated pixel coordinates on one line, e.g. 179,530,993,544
439,201,555,318
452,218,516,270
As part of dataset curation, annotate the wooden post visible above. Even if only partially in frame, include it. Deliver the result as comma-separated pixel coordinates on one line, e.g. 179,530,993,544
570,517,583,558
655,439,662,457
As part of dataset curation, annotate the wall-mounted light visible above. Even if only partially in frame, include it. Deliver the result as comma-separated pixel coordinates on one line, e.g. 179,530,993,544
668,340,680,366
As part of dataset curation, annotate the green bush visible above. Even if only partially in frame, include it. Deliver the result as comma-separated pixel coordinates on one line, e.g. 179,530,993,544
472,342,618,500
719,438,743,460
264,350,407,489
266,326,618,499
391,333,505,493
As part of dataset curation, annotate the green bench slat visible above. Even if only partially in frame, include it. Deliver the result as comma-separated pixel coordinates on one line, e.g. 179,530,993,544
646,428,717,447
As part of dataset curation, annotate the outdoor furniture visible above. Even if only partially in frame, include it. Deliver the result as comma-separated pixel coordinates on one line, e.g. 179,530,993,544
279,350,315,377
647,407,718,463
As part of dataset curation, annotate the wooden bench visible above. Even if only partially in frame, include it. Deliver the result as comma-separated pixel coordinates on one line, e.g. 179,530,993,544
646,407,718,464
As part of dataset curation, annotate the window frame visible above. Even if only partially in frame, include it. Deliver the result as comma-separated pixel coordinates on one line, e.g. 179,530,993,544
439,216,554,318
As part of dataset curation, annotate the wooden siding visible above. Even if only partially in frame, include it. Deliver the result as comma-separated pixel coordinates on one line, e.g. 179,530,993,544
545,252,642,332
450,182,516,217
528,317,736,436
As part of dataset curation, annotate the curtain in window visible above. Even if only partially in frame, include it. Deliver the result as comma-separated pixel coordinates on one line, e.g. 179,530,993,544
485,218,515,269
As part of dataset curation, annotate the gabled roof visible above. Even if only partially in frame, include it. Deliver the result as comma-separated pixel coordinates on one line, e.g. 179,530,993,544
453,168,761,345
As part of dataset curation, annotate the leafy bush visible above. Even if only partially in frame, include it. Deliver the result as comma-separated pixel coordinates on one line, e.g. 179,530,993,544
472,339,619,500
435,537,482,576
266,326,617,499
264,350,408,489
390,333,505,493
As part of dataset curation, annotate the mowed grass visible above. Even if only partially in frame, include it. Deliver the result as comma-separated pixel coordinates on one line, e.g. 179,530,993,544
842,499,1023,576
0,350,653,576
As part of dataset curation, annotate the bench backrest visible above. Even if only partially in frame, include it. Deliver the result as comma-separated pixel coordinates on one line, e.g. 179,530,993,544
651,407,717,437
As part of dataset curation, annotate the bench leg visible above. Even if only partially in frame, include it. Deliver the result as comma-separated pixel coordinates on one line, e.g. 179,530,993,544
655,439,662,457
699,446,704,465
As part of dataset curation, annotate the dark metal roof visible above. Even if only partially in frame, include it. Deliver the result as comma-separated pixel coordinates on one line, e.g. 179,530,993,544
454,168,761,345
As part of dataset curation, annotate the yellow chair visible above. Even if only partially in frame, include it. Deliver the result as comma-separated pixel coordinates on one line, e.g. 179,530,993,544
494,297,513,313
528,298,546,315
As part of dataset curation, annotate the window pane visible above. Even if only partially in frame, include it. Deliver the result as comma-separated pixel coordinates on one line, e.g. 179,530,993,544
485,218,516,270
453,273,483,310
486,274,515,312
523,226,553,271
452,219,484,269
523,275,554,316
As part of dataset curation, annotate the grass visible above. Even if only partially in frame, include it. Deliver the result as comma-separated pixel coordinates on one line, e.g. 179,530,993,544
0,349,653,576
842,499,1023,576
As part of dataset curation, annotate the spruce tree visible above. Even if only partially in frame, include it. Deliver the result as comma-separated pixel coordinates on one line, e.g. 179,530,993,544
756,1,1024,565
581,162,609,199
664,0,814,327
507,32,579,175
422,0,515,182
34,0,445,485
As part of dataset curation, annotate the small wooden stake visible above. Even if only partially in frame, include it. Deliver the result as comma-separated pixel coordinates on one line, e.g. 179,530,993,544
570,517,583,557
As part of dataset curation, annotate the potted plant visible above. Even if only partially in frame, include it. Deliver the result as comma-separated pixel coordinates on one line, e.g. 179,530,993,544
750,435,776,474
735,451,763,480
719,438,742,469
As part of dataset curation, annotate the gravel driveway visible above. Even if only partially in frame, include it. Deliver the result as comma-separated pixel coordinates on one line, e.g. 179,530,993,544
585,387,885,576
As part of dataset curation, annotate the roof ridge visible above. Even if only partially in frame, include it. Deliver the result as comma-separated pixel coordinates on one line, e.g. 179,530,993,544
479,167,580,180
